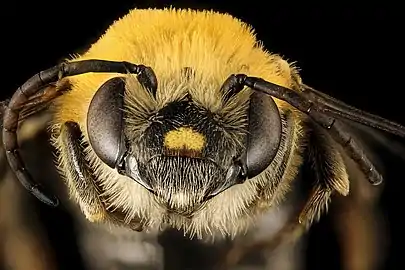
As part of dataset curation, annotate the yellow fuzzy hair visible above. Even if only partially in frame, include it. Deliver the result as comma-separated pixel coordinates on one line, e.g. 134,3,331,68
54,8,299,126
51,8,305,239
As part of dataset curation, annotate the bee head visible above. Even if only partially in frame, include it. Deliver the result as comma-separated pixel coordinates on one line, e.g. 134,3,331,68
87,70,281,214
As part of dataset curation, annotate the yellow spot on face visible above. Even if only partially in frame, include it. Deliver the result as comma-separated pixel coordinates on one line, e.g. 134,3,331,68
164,127,206,151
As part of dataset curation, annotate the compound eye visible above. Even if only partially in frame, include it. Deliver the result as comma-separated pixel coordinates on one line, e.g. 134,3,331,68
219,74,282,180
87,77,126,168
244,91,282,178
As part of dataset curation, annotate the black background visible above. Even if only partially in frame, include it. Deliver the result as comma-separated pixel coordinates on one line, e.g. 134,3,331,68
2,1,404,269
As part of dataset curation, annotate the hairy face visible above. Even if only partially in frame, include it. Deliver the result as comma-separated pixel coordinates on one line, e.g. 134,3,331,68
124,95,248,216
48,8,304,238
